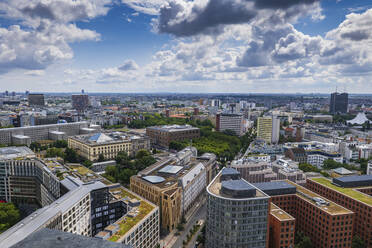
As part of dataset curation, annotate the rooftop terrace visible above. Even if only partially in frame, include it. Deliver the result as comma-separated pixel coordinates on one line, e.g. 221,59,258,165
286,180,352,215
270,203,295,221
107,187,156,242
311,177,372,206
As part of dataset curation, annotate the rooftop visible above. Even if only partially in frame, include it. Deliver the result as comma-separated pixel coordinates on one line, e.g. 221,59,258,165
270,204,295,221
9,228,130,248
286,180,353,215
69,131,146,146
311,177,372,206
0,146,35,160
106,187,156,242
146,124,199,132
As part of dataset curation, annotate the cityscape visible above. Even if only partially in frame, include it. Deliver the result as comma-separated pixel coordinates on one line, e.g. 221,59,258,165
1,1,372,248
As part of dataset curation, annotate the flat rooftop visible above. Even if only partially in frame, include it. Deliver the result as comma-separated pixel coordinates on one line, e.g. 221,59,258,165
9,228,130,248
106,187,156,242
311,177,372,206
0,146,35,160
286,180,353,215
270,204,295,221
146,124,199,132
65,164,113,185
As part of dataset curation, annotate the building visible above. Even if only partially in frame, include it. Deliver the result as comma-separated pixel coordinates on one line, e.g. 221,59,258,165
68,132,150,161
230,159,277,183
9,228,131,248
367,161,372,175
130,147,216,231
216,113,244,136
0,160,159,248
0,147,60,206
331,167,358,178
72,94,89,112
254,181,354,248
0,122,92,145
330,92,348,114
306,150,343,168
269,203,295,248
28,94,45,107
257,117,280,144
284,147,307,164
91,160,116,173
146,125,200,148
307,176,372,247
271,158,306,185
205,168,271,248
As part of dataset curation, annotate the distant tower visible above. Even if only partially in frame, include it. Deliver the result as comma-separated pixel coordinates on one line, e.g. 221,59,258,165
330,92,348,114
81,89,85,94
5,90,8,96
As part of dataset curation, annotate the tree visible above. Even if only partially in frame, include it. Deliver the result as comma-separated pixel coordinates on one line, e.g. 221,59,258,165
45,147,64,158
136,149,150,159
352,236,366,248
64,147,79,163
169,141,187,151
299,163,320,173
0,203,21,233
52,140,68,148
98,153,105,162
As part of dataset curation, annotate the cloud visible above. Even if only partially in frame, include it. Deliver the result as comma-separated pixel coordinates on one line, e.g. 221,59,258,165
0,0,110,73
122,0,167,15
118,60,139,71
154,0,321,36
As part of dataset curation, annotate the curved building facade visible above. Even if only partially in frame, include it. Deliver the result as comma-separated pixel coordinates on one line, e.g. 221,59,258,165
206,168,270,248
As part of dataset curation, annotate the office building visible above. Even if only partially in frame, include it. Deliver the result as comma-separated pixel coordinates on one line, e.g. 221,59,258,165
330,92,348,114
255,181,354,248
0,147,60,206
216,113,244,136
257,117,280,144
306,150,343,168
130,147,216,231
284,147,307,164
68,132,150,161
9,228,131,248
146,125,200,148
205,168,270,248
0,122,92,145
72,94,89,112
269,203,295,248
28,94,45,107
230,160,277,183
0,166,159,248
307,176,372,247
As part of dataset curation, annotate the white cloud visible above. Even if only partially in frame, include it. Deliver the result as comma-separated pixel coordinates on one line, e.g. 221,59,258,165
122,0,168,15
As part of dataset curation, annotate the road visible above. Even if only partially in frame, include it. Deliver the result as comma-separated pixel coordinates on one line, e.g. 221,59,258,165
171,203,207,248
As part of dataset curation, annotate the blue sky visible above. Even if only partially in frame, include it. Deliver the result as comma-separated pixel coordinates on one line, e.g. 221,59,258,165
0,0,372,93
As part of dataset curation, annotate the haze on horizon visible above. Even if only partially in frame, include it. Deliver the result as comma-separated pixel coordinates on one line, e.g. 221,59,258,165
0,0,372,93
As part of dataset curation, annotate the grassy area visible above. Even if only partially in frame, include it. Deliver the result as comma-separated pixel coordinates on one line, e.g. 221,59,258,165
311,178,372,206
69,164,92,175
108,191,154,242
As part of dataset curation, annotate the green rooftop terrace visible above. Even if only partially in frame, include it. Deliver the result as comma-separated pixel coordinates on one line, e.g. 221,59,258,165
108,188,155,242
311,177,372,206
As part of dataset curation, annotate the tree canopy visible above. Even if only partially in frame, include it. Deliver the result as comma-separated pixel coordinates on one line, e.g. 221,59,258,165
0,203,21,234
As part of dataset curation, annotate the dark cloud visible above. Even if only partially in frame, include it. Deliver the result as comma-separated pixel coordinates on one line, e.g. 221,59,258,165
22,3,55,20
254,0,318,9
157,0,320,37
158,0,256,36
341,30,370,41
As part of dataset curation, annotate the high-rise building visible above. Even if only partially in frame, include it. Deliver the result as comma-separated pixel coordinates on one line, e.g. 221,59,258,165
329,92,348,114
216,113,244,136
257,116,280,143
206,168,270,248
28,93,45,106
72,94,89,112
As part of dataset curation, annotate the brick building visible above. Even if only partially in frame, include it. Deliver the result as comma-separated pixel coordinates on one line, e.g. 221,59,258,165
146,125,200,148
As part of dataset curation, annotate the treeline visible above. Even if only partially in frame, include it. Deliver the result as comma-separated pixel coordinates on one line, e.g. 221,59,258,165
103,150,156,186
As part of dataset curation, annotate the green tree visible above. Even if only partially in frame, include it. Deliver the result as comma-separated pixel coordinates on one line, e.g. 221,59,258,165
64,147,79,163
98,153,105,162
0,203,21,233
52,140,68,148
136,149,150,159
352,236,366,248
299,163,320,173
45,147,64,158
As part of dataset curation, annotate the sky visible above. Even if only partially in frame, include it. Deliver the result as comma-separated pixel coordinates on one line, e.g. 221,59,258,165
0,0,372,94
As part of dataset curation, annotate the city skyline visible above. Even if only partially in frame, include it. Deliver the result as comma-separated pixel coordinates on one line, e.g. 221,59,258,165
0,0,372,93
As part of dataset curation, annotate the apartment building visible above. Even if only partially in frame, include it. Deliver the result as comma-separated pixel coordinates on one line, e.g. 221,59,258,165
130,147,216,231
146,125,200,148
254,181,354,248
216,113,244,136
68,131,150,161
206,168,271,248
307,176,372,247
306,150,343,168
257,116,280,144
0,121,93,145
